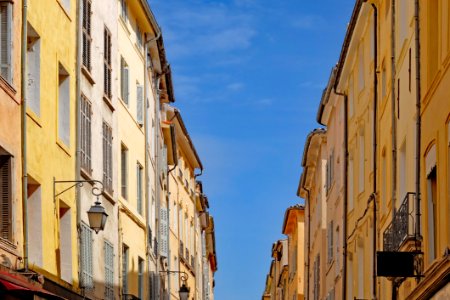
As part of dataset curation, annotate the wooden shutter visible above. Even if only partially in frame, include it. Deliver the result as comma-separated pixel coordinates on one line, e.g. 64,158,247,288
104,28,112,99
80,96,92,173
159,207,168,257
0,155,11,241
136,164,142,214
0,3,11,82
122,245,129,294
137,85,143,125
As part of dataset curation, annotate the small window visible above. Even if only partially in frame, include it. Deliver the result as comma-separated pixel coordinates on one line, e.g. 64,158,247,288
0,153,12,241
0,3,12,83
104,27,112,99
27,23,41,116
358,129,365,193
136,84,144,125
80,95,92,174
120,0,128,22
136,25,143,48
121,144,128,199
122,244,129,295
120,57,129,104
103,122,113,193
82,0,92,71
138,257,144,299
80,222,93,288
58,64,70,146
104,241,114,299
137,163,143,214
358,43,365,91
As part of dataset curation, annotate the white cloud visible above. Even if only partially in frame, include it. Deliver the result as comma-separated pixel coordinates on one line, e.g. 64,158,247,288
290,14,326,30
227,82,245,91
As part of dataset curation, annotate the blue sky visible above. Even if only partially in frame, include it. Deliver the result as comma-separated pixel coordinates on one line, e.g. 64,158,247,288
149,1,354,298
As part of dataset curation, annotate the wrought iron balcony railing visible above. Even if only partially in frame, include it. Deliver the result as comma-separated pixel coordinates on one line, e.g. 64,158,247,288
383,192,416,251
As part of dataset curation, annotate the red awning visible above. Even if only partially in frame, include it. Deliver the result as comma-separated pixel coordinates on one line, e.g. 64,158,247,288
0,272,67,300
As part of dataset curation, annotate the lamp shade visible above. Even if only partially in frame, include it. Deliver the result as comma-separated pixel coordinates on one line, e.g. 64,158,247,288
87,201,108,233
178,283,190,300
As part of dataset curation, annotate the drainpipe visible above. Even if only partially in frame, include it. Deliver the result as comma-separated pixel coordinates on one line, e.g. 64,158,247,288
390,0,398,297
21,0,28,272
304,187,311,300
144,34,151,300
390,0,397,243
75,0,83,289
414,0,422,250
334,91,348,300
369,3,378,298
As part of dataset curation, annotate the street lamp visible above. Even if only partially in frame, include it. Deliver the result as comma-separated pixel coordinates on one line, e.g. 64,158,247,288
160,270,190,300
54,178,108,233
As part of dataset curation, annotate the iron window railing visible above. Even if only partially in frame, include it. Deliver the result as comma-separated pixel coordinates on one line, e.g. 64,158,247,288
383,192,416,251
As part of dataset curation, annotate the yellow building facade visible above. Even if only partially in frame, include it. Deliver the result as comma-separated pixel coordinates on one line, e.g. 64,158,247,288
298,0,450,299
282,205,305,300
26,0,79,295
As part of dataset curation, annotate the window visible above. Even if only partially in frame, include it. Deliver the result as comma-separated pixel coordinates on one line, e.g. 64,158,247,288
27,179,42,266
348,75,354,117
426,146,437,263
80,222,93,288
159,207,168,257
427,0,439,82
0,3,12,83
120,0,128,22
138,257,144,299
335,226,340,276
398,0,409,44
121,144,128,199
381,61,387,99
59,202,72,283
120,57,129,104
326,151,334,193
60,0,70,12
327,221,334,263
313,255,320,300
357,243,364,298
137,84,143,125
122,244,129,295
349,158,354,210
347,255,353,300
82,0,92,70
102,122,113,193
58,64,70,146
27,23,41,115
136,25,143,48
358,43,365,91
358,129,365,193
0,153,12,241
104,241,114,300
104,27,112,99
399,141,407,203
381,149,387,213
137,163,143,214
80,95,92,174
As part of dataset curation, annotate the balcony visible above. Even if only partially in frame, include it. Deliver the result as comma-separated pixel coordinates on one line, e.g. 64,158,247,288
383,192,417,251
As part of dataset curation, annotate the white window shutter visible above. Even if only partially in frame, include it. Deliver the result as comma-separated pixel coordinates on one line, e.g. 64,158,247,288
159,207,168,257
81,223,93,288
137,85,143,125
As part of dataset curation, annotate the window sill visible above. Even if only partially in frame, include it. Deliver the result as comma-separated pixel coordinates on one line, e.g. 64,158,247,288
81,66,95,85
80,168,93,181
103,95,115,112
102,189,115,205
56,140,72,157
26,109,42,128
0,238,18,256
0,75,18,102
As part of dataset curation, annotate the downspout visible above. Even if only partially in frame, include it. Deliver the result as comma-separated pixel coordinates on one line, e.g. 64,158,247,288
154,76,161,300
370,3,378,298
21,0,28,272
75,0,82,289
390,0,397,223
334,91,348,300
304,187,311,300
166,124,177,299
144,34,151,300
414,0,422,251
390,1,398,298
